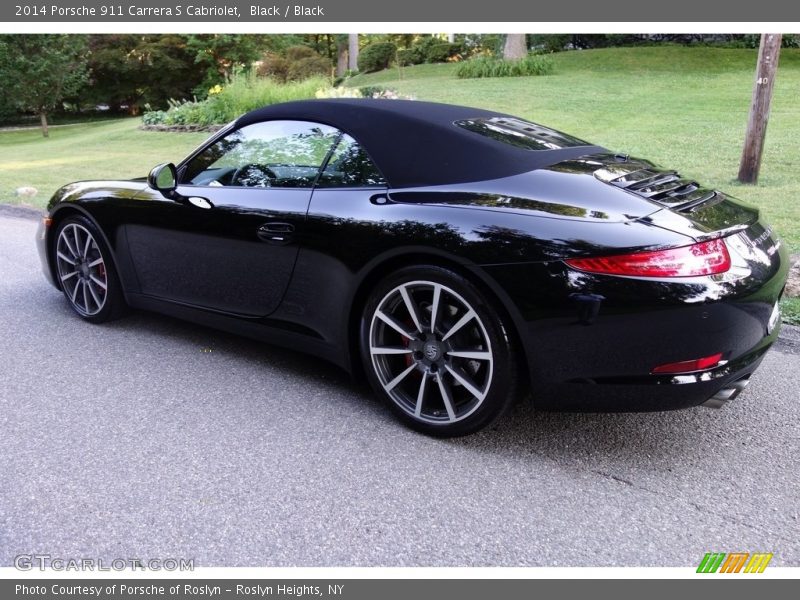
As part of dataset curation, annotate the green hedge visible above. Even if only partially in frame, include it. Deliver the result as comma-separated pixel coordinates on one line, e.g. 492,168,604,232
358,42,397,73
396,47,423,66
396,38,462,66
455,54,554,79
423,43,451,63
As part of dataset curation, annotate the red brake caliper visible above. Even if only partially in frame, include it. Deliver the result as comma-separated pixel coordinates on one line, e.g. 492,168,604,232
403,319,414,367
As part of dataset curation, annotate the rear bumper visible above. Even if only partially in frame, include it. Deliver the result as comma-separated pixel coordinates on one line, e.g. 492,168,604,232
481,232,789,412
529,337,772,412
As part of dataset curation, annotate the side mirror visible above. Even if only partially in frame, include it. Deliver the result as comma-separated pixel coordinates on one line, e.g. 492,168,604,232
148,163,177,194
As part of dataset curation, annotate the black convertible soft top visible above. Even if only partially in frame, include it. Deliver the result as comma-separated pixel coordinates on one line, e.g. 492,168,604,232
235,99,605,189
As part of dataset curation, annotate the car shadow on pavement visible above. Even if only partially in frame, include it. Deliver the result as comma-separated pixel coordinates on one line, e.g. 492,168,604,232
100,308,384,406
54,300,769,465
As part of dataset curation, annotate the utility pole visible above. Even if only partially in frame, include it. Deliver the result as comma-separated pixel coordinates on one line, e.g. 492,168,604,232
738,33,782,184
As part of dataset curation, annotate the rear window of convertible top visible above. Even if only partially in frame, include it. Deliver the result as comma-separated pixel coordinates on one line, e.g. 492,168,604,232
455,117,591,151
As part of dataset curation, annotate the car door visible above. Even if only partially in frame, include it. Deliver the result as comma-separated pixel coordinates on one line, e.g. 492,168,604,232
125,120,339,317
289,133,390,338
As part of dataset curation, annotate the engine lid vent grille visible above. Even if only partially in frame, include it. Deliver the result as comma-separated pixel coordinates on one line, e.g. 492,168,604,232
592,157,717,211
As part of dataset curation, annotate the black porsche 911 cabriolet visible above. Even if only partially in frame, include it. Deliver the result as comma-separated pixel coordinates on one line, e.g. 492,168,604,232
37,99,789,436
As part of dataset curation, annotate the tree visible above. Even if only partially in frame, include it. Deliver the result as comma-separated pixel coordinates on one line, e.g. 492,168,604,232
187,34,263,92
503,34,527,59
83,35,207,114
335,35,348,77
0,35,88,136
738,34,782,184
348,34,359,71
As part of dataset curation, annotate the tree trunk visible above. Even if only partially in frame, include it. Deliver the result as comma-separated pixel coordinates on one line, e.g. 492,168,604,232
738,33,782,184
325,34,333,60
348,34,359,71
503,34,528,60
336,37,348,77
39,111,49,138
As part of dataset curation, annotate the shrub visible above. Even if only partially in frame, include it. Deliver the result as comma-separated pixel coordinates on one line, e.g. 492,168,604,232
455,54,554,79
141,110,167,125
257,45,331,83
424,42,457,63
358,86,389,98
285,45,316,62
287,54,331,81
460,34,505,57
411,37,441,59
283,46,332,81
257,54,290,82
358,42,397,73
156,99,205,125
528,34,573,53
145,73,332,127
358,87,414,100
315,87,363,99
396,47,424,66
782,34,800,48
408,37,460,63
395,39,460,67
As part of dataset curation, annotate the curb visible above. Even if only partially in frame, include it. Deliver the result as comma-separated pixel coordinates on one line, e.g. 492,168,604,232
0,203,44,220
775,323,800,354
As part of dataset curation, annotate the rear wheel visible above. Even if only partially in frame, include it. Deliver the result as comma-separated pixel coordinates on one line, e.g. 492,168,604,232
361,266,518,437
53,216,126,323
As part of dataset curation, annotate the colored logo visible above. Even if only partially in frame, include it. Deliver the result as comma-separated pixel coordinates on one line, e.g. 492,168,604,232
697,552,773,573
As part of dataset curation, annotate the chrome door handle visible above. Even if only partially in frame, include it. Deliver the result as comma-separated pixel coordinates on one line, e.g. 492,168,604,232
257,222,295,244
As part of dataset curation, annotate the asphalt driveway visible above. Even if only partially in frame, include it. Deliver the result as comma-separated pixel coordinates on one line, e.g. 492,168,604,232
1,210,798,567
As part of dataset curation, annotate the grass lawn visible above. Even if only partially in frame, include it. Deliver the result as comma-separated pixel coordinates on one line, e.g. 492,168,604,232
2,46,799,320
0,119,207,207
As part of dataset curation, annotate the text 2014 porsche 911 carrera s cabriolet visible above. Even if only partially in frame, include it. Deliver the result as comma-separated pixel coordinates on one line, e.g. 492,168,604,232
37,99,789,436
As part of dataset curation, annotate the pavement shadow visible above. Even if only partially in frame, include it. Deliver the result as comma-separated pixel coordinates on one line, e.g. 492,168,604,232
49,300,760,464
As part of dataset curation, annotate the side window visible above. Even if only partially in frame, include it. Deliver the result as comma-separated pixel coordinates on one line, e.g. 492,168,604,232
317,134,387,188
182,120,339,188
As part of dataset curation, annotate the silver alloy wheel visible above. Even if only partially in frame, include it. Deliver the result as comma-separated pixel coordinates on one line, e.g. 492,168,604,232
369,280,494,424
55,223,108,316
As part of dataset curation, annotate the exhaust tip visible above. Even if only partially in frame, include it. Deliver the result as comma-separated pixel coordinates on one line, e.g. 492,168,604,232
702,377,751,409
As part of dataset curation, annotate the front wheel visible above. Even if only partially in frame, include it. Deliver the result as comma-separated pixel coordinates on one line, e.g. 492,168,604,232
361,266,518,437
53,215,126,323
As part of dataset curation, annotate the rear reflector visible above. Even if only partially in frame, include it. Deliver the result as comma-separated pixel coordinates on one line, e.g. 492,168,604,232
652,352,723,374
565,238,731,277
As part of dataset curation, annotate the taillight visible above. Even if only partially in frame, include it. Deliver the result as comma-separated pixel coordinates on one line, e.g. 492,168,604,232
565,238,731,278
652,352,724,374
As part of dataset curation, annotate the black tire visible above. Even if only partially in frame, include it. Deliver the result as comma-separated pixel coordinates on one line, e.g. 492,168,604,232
360,265,518,437
52,215,127,323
